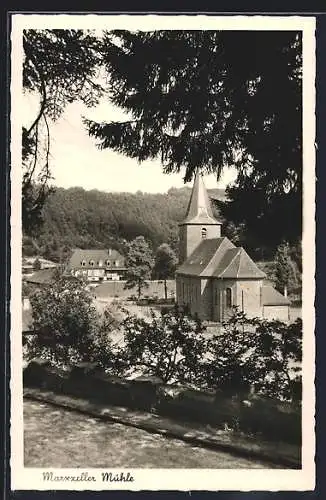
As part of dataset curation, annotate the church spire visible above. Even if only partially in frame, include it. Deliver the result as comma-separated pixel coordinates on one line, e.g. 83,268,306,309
180,169,219,225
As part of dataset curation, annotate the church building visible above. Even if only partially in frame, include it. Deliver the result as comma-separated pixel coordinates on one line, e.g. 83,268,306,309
175,171,290,322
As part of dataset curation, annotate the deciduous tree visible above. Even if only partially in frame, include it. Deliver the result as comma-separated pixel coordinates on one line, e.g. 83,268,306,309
124,236,154,299
119,306,209,384
207,308,302,401
28,277,114,367
154,243,178,299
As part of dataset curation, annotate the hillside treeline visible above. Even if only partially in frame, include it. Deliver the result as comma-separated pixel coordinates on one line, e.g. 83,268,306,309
22,186,225,262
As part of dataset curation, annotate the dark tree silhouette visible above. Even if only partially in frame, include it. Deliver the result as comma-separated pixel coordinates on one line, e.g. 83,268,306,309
86,30,302,248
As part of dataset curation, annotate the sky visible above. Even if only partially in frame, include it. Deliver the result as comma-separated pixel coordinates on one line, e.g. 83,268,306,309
22,93,237,194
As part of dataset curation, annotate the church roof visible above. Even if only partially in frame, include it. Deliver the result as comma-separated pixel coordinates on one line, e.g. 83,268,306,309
180,170,221,225
261,285,291,306
213,248,266,279
176,237,266,279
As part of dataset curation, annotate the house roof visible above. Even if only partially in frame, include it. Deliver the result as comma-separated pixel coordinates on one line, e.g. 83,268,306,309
261,285,291,306
180,170,221,226
176,237,266,279
66,248,125,270
26,268,57,285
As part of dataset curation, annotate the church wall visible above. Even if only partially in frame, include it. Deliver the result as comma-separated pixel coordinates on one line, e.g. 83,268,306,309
178,225,187,264
200,278,214,320
211,279,238,322
176,275,202,318
236,279,264,318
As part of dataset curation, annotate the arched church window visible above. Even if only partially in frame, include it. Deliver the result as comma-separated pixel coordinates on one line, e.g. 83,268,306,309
201,227,207,239
226,287,232,308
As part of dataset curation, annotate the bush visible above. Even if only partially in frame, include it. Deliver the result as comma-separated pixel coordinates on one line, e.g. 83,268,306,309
27,277,118,370
206,308,302,401
118,306,209,384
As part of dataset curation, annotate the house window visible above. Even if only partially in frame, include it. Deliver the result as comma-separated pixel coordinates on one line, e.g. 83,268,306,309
89,260,95,267
226,287,232,308
201,227,207,239
81,260,86,267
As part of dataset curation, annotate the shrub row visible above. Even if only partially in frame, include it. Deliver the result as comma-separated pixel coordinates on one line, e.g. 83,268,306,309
24,359,301,445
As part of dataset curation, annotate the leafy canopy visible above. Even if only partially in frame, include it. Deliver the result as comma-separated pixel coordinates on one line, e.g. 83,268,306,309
28,276,115,367
86,30,302,248
124,236,154,297
120,306,209,384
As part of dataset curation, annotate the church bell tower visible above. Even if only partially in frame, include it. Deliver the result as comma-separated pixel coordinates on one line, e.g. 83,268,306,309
179,171,222,263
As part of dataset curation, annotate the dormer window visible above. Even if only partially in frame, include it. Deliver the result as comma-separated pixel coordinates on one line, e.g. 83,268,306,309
201,227,207,239
98,260,103,267
81,260,86,267
89,260,95,267
106,260,111,267
114,260,119,267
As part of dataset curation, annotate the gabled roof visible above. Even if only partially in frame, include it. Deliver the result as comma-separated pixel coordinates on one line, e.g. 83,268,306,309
66,248,125,270
176,237,266,279
26,268,57,285
180,170,221,225
176,237,233,277
214,248,266,279
262,285,291,306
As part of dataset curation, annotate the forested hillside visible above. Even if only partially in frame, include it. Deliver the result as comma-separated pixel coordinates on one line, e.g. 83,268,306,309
22,186,226,261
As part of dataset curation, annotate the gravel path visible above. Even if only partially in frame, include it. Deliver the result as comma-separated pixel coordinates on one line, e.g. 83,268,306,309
24,400,276,469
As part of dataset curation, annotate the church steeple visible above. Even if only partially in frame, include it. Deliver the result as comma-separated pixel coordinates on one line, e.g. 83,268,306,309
179,170,222,263
180,169,218,225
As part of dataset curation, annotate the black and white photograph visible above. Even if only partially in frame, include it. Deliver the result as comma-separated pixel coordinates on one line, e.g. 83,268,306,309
10,13,315,491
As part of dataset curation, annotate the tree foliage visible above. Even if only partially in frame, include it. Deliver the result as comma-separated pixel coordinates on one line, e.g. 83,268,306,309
154,243,178,298
28,277,115,367
33,257,41,271
117,306,302,401
207,309,302,401
124,236,154,298
22,29,104,235
119,306,209,384
86,30,302,248
24,185,216,260
272,242,300,297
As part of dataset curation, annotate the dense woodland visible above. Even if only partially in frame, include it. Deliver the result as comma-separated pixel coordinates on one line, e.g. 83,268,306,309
22,185,226,261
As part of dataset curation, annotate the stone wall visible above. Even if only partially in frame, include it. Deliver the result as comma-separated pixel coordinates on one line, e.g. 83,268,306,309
23,359,301,446
263,305,290,322
93,280,176,299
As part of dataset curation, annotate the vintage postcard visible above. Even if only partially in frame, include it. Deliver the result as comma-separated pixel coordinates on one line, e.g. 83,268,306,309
10,13,316,491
